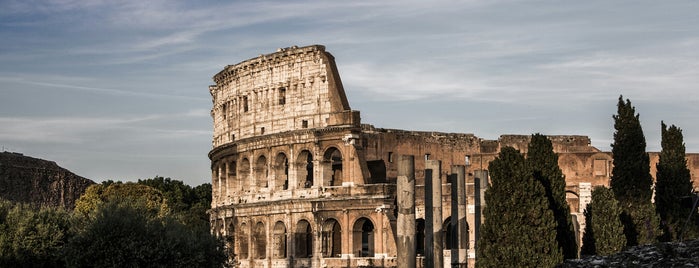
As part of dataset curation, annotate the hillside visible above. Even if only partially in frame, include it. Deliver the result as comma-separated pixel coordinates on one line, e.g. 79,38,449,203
0,152,94,209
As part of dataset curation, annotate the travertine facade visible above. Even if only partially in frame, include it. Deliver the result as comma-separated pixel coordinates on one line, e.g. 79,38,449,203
208,45,699,268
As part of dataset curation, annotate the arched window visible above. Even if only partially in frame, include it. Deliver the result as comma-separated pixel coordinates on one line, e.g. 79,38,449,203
273,221,287,259
416,218,425,256
353,217,374,257
239,223,249,259
297,150,313,188
255,156,268,188
323,147,343,186
253,222,266,259
228,160,237,194
295,220,313,258
275,153,289,190
322,219,341,257
239,158,251,192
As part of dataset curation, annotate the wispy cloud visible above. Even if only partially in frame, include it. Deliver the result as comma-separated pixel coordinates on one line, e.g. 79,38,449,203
0,74,208,100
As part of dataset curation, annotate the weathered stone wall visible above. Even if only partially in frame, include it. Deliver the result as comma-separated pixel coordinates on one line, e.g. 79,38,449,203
209,45,357,148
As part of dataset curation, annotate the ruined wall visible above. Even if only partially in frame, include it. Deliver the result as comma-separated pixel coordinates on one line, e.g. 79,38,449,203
210,45,358,147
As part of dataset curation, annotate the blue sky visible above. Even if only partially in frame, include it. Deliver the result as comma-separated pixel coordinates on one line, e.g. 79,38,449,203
1,1,698,186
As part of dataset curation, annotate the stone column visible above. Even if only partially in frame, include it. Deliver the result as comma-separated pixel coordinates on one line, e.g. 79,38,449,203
473,170,488,260
425,160,443,268
397,155,416,268
451,165,467,268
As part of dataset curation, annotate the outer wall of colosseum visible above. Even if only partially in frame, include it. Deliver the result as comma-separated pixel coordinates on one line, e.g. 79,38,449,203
209,45,699,268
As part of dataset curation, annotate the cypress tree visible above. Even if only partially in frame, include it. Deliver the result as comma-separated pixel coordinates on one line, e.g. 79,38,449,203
477,147,561,268
527,134,578,259
610,95,659,246
580,186,626,256
655,122,696,241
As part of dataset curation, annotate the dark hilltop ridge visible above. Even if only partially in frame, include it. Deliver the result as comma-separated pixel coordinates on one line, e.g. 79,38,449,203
0,151,94,209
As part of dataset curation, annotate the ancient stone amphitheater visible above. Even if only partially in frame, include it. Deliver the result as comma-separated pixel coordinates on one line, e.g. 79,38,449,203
207,45,699,268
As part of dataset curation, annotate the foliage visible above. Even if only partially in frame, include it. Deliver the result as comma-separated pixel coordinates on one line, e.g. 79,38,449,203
0,199,72,267
137,177,212,229
477,147,561,268
64,201,225,268
581,186,626,256
610,95,658,246
527,133,578,259
0,177,219,267
655,122,698,241
74,182,169,219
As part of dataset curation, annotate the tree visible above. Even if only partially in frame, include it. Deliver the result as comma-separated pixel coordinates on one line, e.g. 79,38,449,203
477,147,561,268
655,122,697,241
64,201,225,268
74,182,169,219
0,199,72,267
137,177,212,229
527,134,578,259
580,186,626,256
610,95,659,246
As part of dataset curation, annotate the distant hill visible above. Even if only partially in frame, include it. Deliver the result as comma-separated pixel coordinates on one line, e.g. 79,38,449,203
0,152,94,209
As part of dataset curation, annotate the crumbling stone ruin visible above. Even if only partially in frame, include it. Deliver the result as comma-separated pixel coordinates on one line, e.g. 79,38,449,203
208,45,699,268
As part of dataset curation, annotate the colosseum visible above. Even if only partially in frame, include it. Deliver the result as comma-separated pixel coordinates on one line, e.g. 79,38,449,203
207,45,699,268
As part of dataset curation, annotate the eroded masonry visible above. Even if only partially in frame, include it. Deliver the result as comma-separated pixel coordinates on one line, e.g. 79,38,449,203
208,45,699,268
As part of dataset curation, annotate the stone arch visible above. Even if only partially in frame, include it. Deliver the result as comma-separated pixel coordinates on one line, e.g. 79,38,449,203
274,152,289,190
321,218,342,258
253,221,266,259
227,160,237,194
322,146,343,186
273,221,287,259
297,150,314,188
239,158,251,192
255,155,268,188
238,222,249,259
352,217,374,257
566,190,581,213
295,219,313,258
416,218,425,256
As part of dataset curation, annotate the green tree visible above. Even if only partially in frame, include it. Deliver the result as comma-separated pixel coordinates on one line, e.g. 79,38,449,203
610,95,659,246
477,147,561,268
137,177,212,229
74,182,169,219
64,201,225,268
655,122,697,241
0,199,72,267
580,186,626,256
527,134,578,259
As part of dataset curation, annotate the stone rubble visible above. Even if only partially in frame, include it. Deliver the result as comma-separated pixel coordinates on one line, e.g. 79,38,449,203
561,239,699,267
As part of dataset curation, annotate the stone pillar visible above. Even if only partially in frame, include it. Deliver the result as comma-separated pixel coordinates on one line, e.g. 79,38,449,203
473,170,488,260
397,155,416,268
451,165,467,268
425,160,443,268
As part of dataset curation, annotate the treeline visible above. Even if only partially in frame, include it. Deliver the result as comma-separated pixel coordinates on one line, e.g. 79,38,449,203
0,176,226,268
477,96,698,267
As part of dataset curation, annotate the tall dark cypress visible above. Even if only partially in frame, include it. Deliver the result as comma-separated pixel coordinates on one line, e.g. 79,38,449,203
527,134,578,259
610,95,658,246
655,122,696,241
476,147,561,268
580,186,626,256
